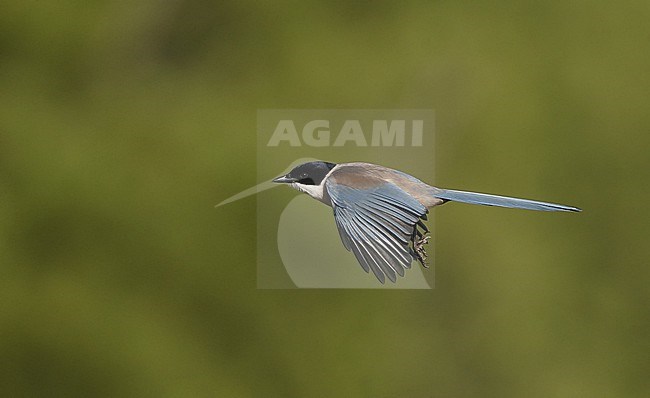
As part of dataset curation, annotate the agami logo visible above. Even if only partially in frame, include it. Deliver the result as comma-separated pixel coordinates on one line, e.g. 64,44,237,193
253,108,436,288
267,119,424,147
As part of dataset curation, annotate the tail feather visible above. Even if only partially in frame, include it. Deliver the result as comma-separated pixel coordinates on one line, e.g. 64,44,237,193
435,189,581,212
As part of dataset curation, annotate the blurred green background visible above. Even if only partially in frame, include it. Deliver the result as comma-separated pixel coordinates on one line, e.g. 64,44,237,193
1,1,649,397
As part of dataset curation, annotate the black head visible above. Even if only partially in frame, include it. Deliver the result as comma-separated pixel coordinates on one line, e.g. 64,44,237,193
272,161,337,185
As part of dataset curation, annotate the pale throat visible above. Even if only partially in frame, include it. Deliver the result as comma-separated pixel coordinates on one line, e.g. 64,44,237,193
290,181,327,203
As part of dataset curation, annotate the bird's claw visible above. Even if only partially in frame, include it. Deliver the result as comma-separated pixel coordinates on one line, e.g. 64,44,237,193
414,234,430,268
411,218,431,268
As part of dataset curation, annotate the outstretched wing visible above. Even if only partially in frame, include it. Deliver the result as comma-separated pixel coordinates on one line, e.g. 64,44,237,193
326,178,428,283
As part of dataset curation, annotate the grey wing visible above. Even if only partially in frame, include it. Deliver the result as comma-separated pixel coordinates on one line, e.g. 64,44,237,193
326,181,428,283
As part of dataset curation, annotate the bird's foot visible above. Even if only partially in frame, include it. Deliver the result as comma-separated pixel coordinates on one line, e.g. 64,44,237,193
414,234,430,268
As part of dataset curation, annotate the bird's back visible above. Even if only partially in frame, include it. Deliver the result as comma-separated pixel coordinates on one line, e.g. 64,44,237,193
327,162,445,208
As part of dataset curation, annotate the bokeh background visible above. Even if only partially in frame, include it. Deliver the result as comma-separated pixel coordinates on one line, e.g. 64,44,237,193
1,1,649,397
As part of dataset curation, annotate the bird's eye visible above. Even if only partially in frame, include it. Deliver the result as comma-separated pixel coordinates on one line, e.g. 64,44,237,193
300,173,308,178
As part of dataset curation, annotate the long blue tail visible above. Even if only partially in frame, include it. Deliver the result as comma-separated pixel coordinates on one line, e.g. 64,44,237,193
435,189,581,212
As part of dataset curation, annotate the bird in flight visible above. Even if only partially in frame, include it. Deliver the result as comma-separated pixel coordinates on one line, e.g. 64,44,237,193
273,161,581,284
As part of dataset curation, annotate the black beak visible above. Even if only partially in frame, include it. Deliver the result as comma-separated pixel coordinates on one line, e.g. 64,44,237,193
272,175,296,183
